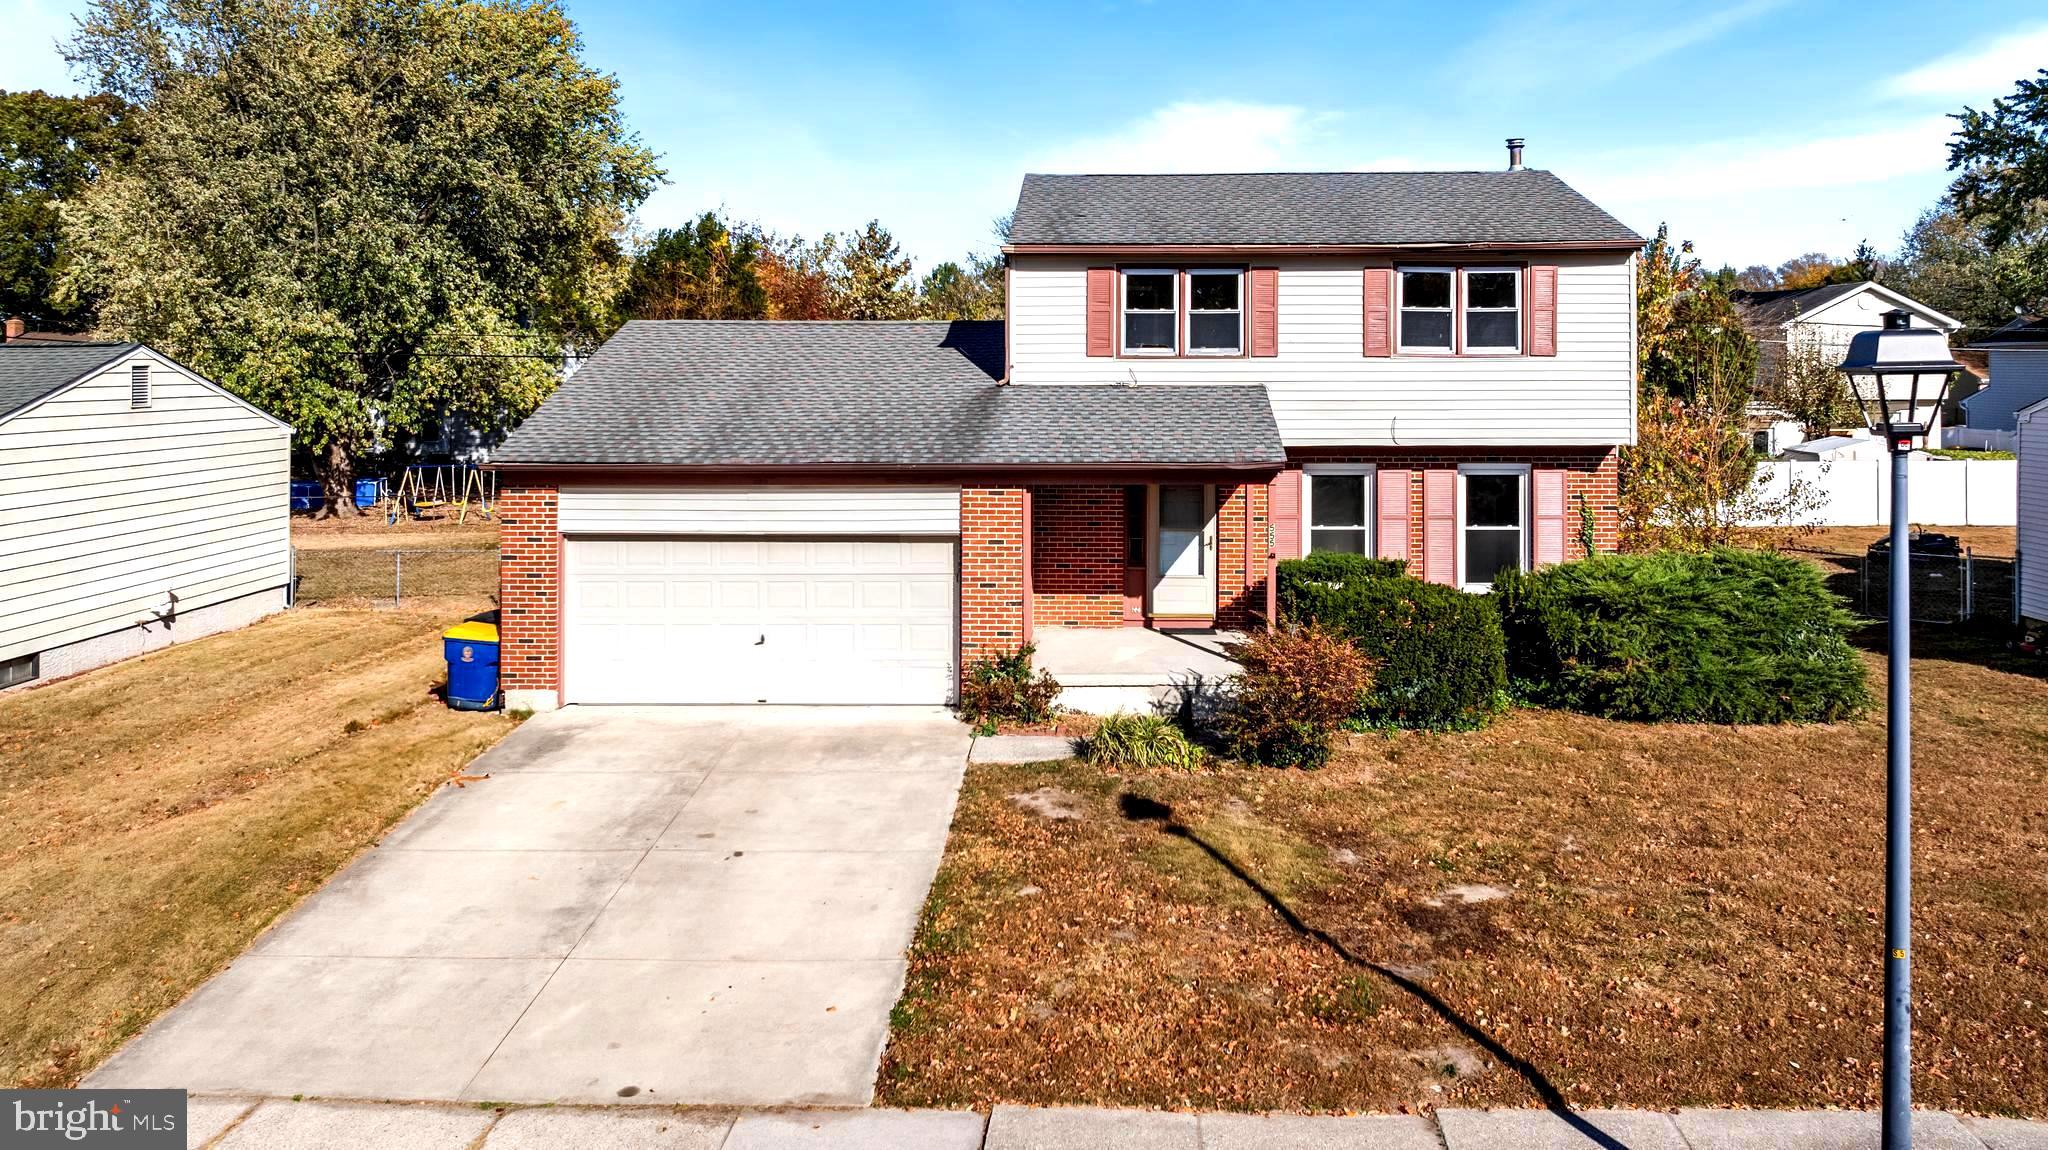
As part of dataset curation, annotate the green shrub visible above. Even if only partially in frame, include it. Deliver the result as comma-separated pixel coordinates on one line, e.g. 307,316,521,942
1491,547,1871,724
1215,624,1376,769
958,644,1061,735
1277,560,1506,729
1080,712,1205,771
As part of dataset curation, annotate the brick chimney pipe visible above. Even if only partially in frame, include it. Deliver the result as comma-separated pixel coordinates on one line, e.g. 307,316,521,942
3,316,24,343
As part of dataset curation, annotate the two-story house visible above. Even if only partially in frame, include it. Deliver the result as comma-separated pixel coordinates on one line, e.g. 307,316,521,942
489,150,1641,711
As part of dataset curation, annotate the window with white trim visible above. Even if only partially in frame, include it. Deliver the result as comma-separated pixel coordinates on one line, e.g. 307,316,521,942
130,364,151,409
1460,465,1528,589
1121,270,1177,354
1398,268,1454,352
1303,465,1372,555
1463,268,1521,352
1187,269,1242,354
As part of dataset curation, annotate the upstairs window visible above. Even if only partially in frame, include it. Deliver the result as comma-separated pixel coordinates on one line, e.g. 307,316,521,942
1188,270,1242,355
1122,270,1177,354
1398,269,1454,352
1464,268,1522,353
130,364,151,409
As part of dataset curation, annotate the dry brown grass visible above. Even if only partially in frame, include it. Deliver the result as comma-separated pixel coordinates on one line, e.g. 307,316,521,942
291,512,499,552
1767,525,2016,558
0,601,518,1087
879,632,2048,1117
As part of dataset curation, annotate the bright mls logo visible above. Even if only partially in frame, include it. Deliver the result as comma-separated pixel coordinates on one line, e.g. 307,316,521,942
5,1090,185,1148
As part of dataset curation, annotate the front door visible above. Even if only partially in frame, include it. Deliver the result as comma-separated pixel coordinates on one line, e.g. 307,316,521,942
1149,484,1217,619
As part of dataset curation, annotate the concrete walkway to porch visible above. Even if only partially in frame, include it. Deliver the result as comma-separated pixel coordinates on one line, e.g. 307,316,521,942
1031,626,1240,715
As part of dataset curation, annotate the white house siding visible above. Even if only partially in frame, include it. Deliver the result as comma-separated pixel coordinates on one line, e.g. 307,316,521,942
1965,349,2048,433
1005,251,1636,447
2019,400,2048,623
0,351,292,675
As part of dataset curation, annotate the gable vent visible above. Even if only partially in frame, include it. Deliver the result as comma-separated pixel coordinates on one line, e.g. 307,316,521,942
130,364,150,409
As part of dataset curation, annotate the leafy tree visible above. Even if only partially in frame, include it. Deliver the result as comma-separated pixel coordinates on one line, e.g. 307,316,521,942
1735,264,1781,291
832,220,914,319
757,232,840,319
1637,225,1757,409
0,90,134,330
1892,201,2039,336
1774,252,1845,290
1948,68,2048,246
916,212,1010,320
622,213,768,321
60,0,660,514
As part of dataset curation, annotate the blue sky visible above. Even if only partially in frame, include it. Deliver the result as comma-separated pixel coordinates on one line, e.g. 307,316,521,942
6,0,2045,273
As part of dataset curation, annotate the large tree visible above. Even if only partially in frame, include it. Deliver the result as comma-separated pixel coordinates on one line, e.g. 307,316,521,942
1892,201,2040,337
0,90,133,330
61,0,660,512
622,213,768,321
832,220,914,319
1944,68,2048,323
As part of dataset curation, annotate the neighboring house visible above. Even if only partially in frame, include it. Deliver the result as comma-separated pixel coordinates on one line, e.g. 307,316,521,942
1732,281,1965,444
0,342,292,689
2019,394,2048,626
487,148,1642,710
1961,316,2048,433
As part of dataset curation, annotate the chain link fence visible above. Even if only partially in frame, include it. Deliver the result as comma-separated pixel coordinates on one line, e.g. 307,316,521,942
292,548,499,605
1792,544,2016,627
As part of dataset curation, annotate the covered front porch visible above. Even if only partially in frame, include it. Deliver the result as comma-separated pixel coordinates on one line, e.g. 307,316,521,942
1032,625,1241,715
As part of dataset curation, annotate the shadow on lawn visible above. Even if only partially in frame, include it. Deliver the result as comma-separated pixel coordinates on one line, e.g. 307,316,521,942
1117,792,1633,1150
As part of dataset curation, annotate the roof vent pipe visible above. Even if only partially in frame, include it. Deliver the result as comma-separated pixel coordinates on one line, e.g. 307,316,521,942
1506,138,1525,171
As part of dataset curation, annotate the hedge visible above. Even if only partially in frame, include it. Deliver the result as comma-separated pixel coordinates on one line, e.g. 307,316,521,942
1490,547,1871,724
1277,559,1506,729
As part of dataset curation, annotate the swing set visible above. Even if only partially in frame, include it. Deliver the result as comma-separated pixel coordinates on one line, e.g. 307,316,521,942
386,464,497,524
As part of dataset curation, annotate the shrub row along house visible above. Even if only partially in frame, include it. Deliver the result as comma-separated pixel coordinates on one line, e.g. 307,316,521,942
489,143,1640,710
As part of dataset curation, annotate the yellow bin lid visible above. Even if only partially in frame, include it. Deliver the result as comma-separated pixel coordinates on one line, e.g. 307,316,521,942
443,621,499,643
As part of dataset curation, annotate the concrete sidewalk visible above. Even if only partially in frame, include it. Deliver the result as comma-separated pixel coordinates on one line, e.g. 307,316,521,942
177,1097,2048,1149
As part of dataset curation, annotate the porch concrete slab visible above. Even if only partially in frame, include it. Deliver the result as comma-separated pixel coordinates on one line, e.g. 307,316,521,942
1674,1108,1987,1150
1969,1117,2048,1150
483,1106,736,1149
460,958,910,1106
85,956,557,1100
724,1108,987,1149
478,707,746,773
379,770,704,851
1437,1107,1689,1150
576,849,938,961
656,769,962,852
969,735,1078,764
213,1100,494,1150
1198,1111,1443,1149
986,1105,1201,1150
1031,627,1239,686
250,848,642,959
183,1096,257,1148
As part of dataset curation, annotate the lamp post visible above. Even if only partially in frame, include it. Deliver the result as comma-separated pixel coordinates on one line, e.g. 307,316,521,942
1835,308,1964,1150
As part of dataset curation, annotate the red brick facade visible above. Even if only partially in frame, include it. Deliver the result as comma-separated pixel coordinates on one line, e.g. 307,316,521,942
496,481,561,695
1030,485,1126,627
959,485,1027,667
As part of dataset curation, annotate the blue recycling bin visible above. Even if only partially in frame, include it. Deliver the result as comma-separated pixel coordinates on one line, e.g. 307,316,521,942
289,481,324,511
442,622,500,711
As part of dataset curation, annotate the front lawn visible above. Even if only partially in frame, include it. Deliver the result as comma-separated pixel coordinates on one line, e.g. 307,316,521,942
879,632,2048,1117
0,602,518,1088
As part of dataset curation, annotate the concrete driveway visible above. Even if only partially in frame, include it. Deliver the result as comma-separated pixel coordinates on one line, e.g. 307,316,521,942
85,706,970,1107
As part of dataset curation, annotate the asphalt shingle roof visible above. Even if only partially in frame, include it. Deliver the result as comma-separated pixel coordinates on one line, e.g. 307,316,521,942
0,342,133,421
1970,315,2048,348
1007,170,1643,247
1729,284,1866,328
494,320,1285,468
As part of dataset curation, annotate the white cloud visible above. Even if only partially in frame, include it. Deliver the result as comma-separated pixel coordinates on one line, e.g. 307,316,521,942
1583,115,1955,203
0,0,85,94
1457,0,1786,95
1026,100,1452,175
1885,24,2048,101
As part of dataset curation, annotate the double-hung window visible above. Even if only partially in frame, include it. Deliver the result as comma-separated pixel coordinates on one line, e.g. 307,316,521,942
1122,270,1177,355
1463,268,1521,353
1303,465,1372,556
1398,268,1454,353
1460,465,1528,589
1187,270,1242,355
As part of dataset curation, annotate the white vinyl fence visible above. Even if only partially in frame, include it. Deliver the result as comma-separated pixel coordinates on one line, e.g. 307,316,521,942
1742,456,2017,527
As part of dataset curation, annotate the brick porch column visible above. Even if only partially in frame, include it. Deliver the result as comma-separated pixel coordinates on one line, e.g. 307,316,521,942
497,480,561,711
959,485,1027,674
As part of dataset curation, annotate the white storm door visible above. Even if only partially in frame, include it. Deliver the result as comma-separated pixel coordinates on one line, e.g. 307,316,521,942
1149,484,1216,618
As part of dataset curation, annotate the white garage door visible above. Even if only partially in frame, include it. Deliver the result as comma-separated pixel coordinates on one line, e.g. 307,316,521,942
563,536,956,704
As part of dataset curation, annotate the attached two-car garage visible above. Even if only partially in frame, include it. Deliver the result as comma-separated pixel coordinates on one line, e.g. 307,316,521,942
557,486,959,705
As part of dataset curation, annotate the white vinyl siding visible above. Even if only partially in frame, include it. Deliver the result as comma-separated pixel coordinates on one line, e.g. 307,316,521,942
1008,251,1636,447
0,352,291,663
2018,399,2048,623
558,486,962,535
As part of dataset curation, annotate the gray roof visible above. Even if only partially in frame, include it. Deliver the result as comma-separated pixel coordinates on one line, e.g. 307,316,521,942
0,341,133,421
1007,170,1642,247
494,320,1285,468
1970,315,2048,349
1729,284,1866,328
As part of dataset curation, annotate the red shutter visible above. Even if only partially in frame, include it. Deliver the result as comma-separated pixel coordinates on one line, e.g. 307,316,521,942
1249,267,1279,357
1376,469,1410,566
1533,468,1567,566
1529,265,1558,357
1422,469,1456,585
1086,267,1115,357
1362,268,1393,357
1270,469,1302,560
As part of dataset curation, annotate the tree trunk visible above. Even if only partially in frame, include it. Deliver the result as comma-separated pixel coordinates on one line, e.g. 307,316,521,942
314,442,363,519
